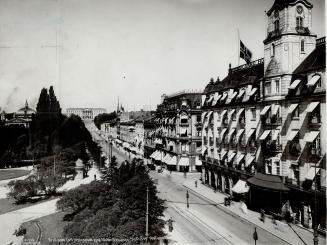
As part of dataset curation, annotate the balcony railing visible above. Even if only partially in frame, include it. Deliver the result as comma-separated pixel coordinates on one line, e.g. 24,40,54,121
179,122,189,127
295,26,310,34
263,117,282,126
310,147,321,157
309,115,321,125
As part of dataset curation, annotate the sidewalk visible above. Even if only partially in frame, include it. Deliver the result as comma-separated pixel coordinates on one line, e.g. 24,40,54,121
183,179,326,245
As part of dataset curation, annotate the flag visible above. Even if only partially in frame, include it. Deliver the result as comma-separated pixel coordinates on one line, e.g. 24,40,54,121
240,40,252,64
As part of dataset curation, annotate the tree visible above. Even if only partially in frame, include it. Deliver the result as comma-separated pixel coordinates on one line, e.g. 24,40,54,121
7,176,41,203
93,112,117,130
57,161,166,242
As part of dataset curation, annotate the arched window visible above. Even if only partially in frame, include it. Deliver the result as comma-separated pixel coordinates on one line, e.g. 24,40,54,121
296,17,303,29
274,19,279,31
301,39,305,52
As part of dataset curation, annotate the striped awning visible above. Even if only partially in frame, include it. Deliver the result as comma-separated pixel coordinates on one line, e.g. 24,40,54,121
260,105,271,116
287,104,298,114
259,130,271,141
289,79,301,90
178,157,189,166
307,75,321,87
304,131,320,143
167,156,177,166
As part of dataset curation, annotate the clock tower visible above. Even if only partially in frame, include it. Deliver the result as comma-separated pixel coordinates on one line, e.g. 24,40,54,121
263,0,317,98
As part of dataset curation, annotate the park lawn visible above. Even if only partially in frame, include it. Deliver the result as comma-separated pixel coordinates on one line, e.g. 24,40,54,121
22,211,67,245
0,169,30,181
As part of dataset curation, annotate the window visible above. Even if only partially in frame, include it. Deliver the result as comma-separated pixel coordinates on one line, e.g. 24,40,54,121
232,109,236,121
265,81,272,95
301,39,305,53
217,111,221,121
271,43,275,56
276,165,280,175
296,17,303,28
274,19,279,31
267,163,272,174
196,115,201,122
292,105,299,119
251,107,256,120
275,80,280,93
196,141,201,148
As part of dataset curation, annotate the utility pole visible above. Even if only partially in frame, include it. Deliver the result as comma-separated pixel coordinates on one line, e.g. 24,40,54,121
146,186,149,243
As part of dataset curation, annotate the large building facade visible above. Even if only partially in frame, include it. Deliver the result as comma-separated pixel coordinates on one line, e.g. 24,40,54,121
66,108,106,120
201,0,325,229
148,90,203,172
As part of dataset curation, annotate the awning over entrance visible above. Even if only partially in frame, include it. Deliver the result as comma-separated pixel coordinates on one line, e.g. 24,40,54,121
202,112,208,121
289,79,301,90
287,104,298,114
305,167,320,180
220,92,228,102
212,93,221,106
178,157,189,166
307,75,321,87
207,111,213,119
229,109,236,119
260,105,271,116
162,154,171,163
259,130,271,141
167,156,177,166
247,173,289,192
154,151,164,161
150,150,159,159
287,130,299,142
232,179,249,194
304,131,320,143
207,95,214,104
306,102,320,113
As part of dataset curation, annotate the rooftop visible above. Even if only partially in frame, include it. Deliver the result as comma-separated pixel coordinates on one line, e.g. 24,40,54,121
204,58,264,94
293,37,326,74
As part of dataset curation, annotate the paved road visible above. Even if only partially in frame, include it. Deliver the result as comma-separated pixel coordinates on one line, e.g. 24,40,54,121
151,171,289,245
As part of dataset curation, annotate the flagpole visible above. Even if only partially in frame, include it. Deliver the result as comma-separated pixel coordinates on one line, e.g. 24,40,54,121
237,28,240,66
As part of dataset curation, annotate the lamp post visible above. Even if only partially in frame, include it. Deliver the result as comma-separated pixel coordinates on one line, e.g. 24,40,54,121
253,227,258,245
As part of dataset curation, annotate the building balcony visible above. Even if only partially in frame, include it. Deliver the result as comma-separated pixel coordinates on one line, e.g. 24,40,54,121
195,121,202,127
295,26,310,34
263,117,282,126
209,140,214,147
310,147,321,157
289,142,301,157
308,115,321,126
263,142,282,154
179,123,189,127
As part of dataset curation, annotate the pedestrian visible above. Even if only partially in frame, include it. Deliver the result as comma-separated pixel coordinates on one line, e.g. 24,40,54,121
195,180,197,188
260,209,265,223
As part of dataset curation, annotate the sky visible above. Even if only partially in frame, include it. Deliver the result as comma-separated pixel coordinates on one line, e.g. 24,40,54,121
0,0,325,113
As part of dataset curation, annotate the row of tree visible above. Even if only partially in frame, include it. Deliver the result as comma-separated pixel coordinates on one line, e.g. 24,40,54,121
93,112,117,130
57,159,166,244
6,86,103,202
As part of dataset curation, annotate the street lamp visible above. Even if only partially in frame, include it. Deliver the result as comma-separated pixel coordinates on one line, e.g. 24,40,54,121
253,227,258,245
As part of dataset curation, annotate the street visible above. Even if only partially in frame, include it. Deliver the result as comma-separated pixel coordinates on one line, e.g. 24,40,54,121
151,171,289,245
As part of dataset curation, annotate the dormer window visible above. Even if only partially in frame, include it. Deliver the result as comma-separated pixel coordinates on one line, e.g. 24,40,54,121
274,19,279,31
296,17,303,29
301,39,305,53
271,43,275,56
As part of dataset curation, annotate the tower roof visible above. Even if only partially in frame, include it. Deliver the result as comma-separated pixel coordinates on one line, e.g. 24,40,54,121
267,0,313,15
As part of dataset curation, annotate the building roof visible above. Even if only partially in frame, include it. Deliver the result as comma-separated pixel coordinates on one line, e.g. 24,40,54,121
16,101,35,115
204,59,264,94
267,0,313,15
293,37,326,75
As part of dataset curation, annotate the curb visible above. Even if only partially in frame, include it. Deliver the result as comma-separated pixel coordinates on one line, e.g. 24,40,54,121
183,184,293,245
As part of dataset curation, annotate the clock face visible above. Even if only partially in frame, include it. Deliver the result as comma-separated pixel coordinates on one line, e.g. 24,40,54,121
297,6,303,14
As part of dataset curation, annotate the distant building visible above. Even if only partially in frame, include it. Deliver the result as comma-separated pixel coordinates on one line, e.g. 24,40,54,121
149,90,203,172
66,108,106,120
4,100,35,128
